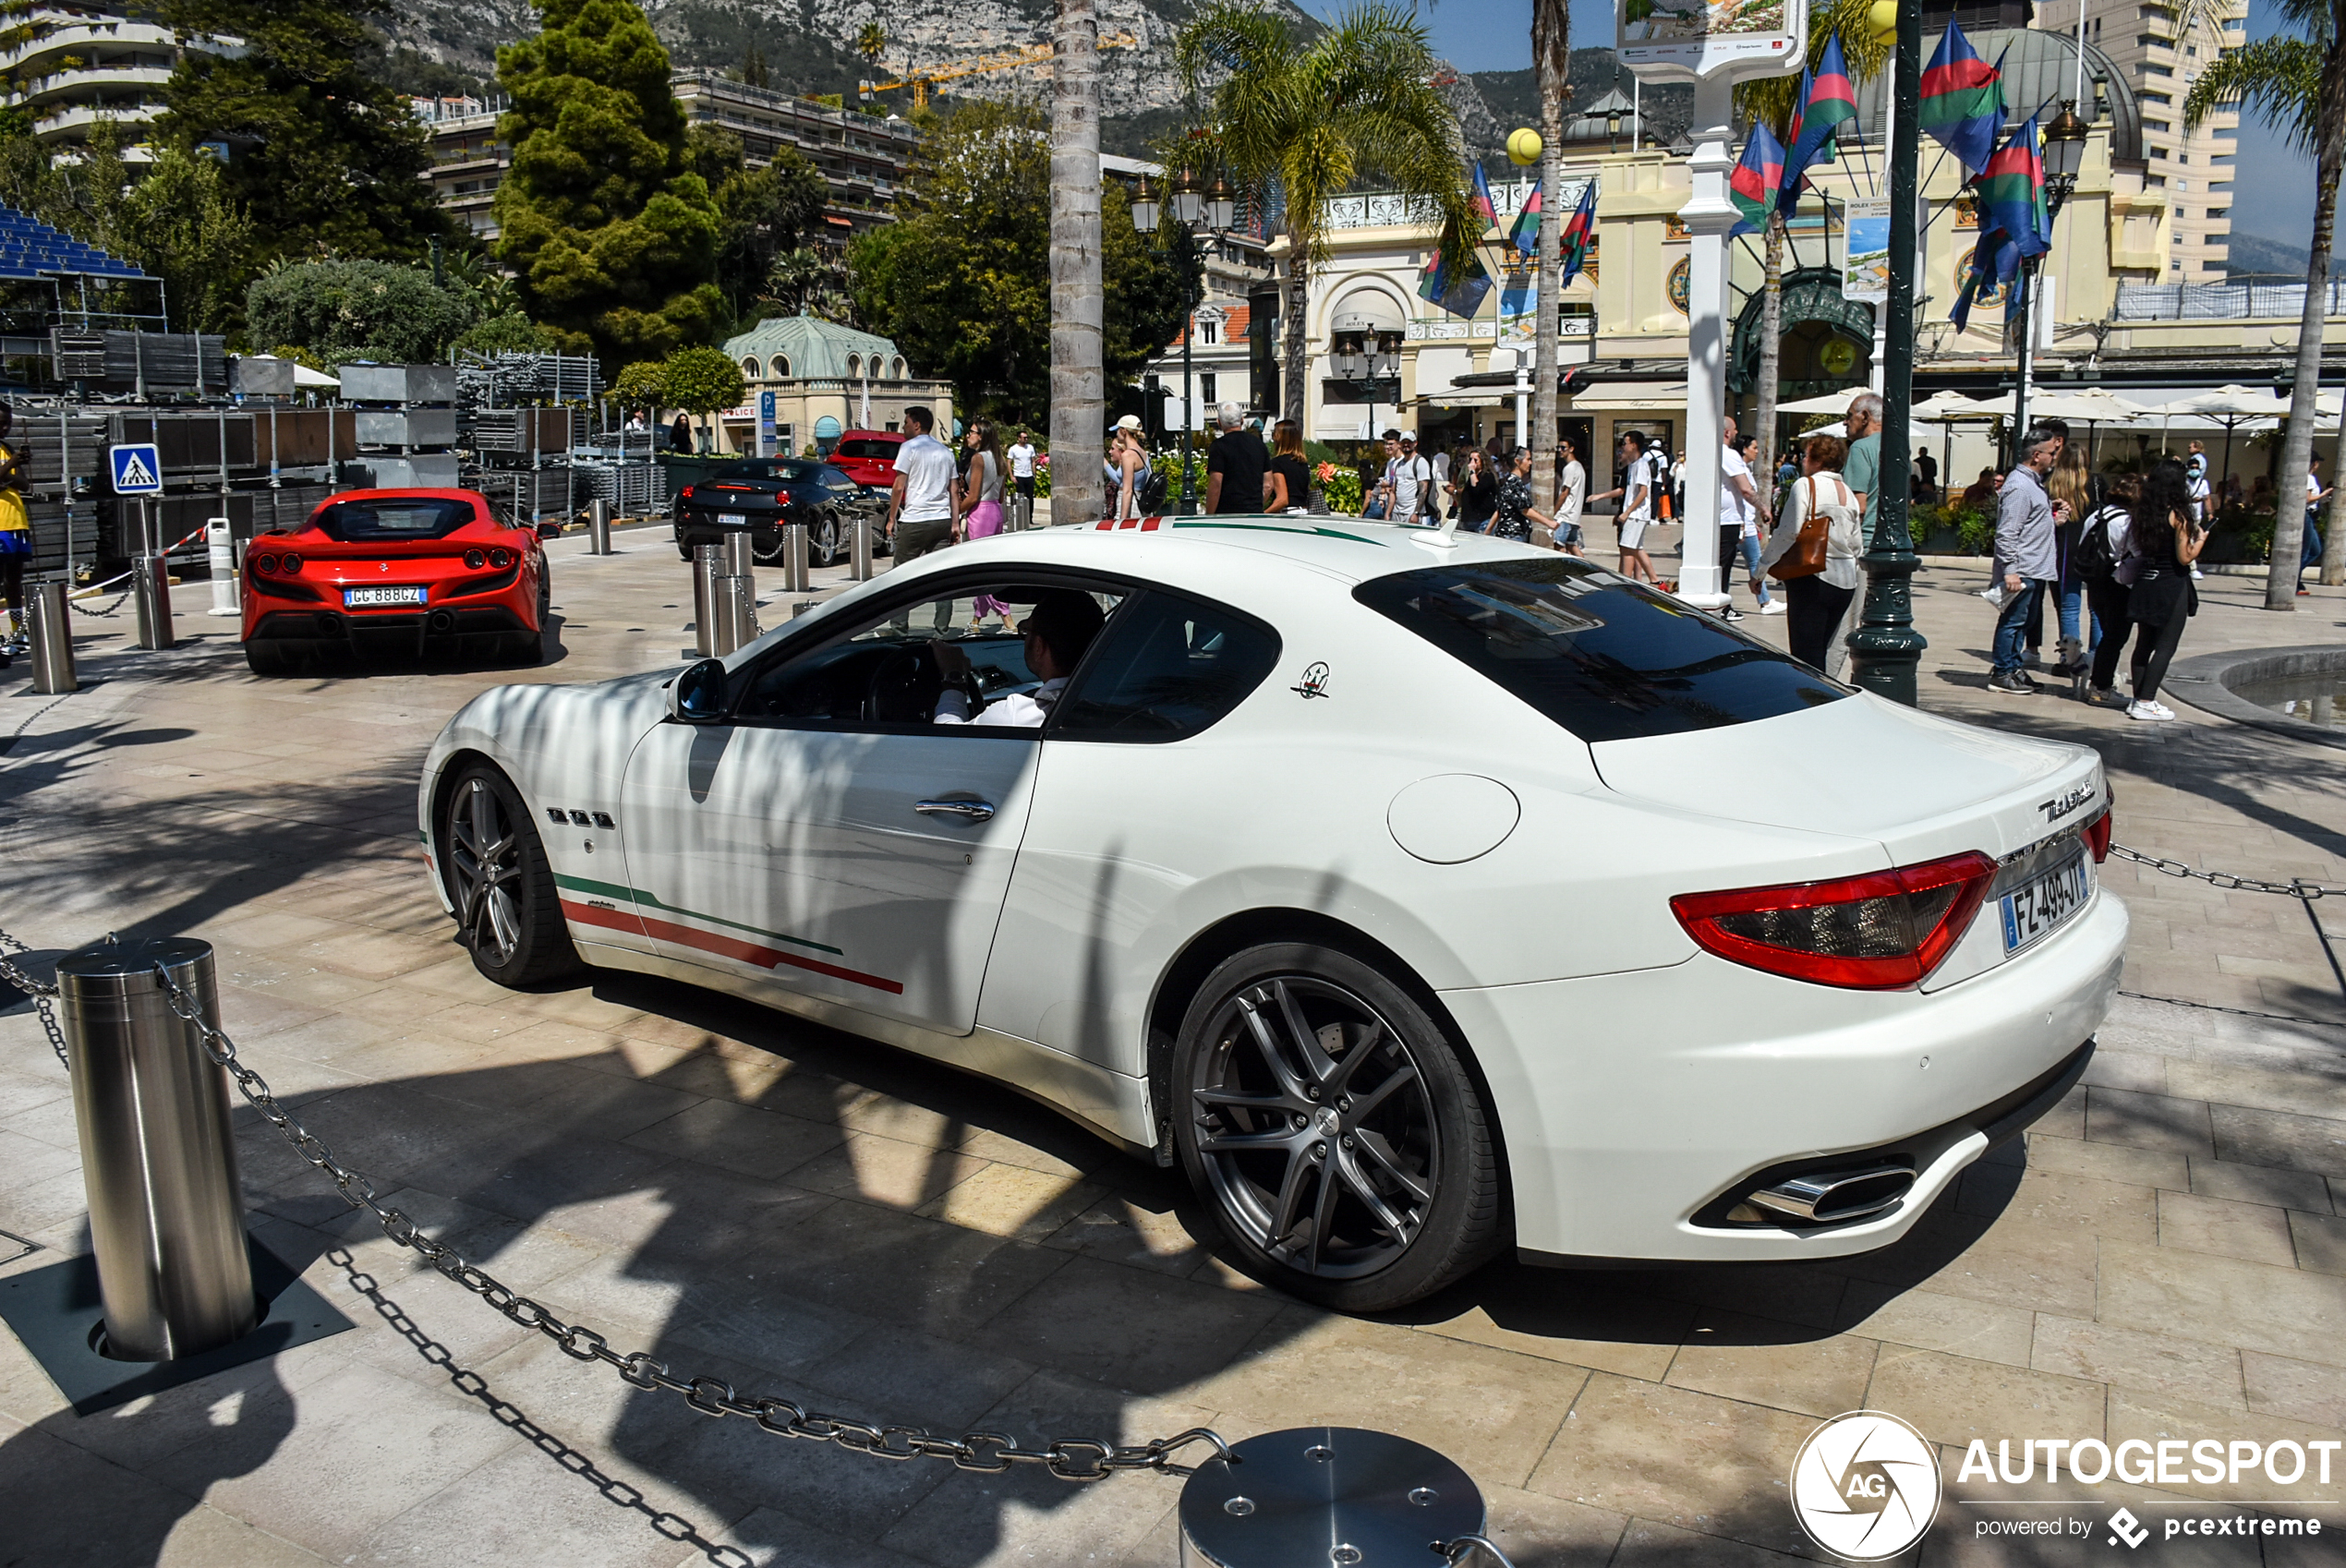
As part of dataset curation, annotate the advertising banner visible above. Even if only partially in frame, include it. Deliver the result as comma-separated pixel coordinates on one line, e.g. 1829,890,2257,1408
1619,0,1805,78
1843,196,1892,303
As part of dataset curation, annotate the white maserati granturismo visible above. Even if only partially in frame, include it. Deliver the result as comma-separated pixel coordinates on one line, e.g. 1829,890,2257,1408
417,514,2124,1309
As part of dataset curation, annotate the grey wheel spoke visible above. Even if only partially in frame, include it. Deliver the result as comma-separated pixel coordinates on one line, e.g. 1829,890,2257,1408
1334,1147,1414,1244
1237,996,1315,1102
1305,1155,1342,1272
1197,1127,1300,1155
1271,980,1338,1083
1351,1127,1433,1205
1322,1020,1385,1099
1196,1086,1294,1113
1266,1149,1316,1255
1347,1059,1420,1124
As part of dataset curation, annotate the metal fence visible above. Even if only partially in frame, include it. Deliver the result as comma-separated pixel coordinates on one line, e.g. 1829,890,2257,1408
2112,280,2346,322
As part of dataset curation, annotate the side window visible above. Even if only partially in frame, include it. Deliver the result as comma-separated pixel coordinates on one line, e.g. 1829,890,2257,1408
1052,590,1280,742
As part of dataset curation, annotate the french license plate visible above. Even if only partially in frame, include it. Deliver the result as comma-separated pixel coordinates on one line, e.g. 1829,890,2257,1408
2000,854,2091,954
718,513,747,526
344,585,425,608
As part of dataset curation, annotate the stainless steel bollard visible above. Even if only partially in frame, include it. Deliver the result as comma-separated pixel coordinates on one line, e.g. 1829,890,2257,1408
851,514,873,581
692,543,723,657
60,937,257,1361
29,580,76,694
721,527,755,579
588,497,611,555
133,554,173,650
719,573,760,651
205,520,238,616
784,522,809,593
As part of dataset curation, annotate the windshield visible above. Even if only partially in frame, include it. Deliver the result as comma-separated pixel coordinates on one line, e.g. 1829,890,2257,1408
1354,557,1848,743
832,439,900,460
309,498,477,541
716,460,819,483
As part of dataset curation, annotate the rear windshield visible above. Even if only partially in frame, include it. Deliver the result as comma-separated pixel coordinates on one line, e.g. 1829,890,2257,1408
716,460,820,483
310,498,476,541
1353,557,1847,743
832,439,900,460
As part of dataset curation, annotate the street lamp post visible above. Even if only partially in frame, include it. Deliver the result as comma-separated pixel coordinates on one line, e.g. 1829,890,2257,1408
1131,171,1236,513
1329,324,1403,454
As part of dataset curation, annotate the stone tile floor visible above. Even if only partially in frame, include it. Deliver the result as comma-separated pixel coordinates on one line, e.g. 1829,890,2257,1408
0,524,2340,1566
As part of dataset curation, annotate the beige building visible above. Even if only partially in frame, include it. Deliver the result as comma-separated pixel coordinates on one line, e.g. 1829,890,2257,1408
709,313,952,458
2036,0,2243,282
0,1,239,152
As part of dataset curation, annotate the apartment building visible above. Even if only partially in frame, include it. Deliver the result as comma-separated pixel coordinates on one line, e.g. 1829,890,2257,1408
415,72,919,246
0,1,239,151
2036,0,2244,282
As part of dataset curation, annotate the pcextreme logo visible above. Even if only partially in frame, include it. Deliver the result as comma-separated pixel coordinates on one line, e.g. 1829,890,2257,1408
1790,1411,1942,1562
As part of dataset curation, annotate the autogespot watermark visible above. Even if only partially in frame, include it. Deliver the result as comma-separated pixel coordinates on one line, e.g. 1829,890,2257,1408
1791,1413,2339,1560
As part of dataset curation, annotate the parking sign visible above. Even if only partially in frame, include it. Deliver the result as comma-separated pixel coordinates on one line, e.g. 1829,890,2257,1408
110,443,163,495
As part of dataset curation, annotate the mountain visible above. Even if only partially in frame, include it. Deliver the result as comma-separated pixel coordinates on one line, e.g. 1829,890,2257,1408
1457,52,1694,158
2223,228,2346,283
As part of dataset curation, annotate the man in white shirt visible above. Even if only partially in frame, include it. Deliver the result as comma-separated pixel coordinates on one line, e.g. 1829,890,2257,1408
932,590,1105,726
1007,430,1038,525
1716,417,1757,621
1554,438,1587,556
1589,430,1661,583
1389,432,1433,525
886,406,961,630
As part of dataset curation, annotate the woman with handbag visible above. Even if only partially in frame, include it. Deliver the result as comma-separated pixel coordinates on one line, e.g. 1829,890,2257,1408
1759,433,1864,671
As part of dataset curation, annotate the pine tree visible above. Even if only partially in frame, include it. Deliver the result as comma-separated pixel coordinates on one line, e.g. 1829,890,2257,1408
492,0,726,366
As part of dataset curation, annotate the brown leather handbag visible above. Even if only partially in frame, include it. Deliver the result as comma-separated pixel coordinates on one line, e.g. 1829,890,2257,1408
1767,476,1832,583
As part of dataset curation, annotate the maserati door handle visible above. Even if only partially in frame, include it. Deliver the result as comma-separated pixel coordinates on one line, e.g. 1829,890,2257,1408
915,798,996,824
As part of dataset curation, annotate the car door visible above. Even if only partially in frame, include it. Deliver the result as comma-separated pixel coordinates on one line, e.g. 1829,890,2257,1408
616,569,1116,1037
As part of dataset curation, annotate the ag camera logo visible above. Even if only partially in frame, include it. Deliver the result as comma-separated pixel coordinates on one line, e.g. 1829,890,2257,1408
1791,1411,1942,1561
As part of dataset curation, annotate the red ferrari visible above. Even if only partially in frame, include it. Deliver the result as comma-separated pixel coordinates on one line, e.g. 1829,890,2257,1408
240,488,551,676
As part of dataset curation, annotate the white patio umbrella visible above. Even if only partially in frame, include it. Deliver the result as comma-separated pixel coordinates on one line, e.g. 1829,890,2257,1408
2031,388,2155,423
1775,389,1868,415
2149,386,2292,488
1910,391,2006,421
292,363,338,389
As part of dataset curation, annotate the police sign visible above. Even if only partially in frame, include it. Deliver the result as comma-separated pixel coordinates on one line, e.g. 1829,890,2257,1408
109,443,163,496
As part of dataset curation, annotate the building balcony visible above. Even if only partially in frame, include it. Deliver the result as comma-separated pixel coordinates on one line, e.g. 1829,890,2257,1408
1,19,205,72
18,64,173,108
31,99,163,139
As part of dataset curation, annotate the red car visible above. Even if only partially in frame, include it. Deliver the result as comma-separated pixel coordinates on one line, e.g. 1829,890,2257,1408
240,488,551,676
824,429,907,490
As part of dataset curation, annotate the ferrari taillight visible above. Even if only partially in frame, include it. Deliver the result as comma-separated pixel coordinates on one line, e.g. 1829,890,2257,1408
1671,851,1998,990
488,547,514,569
280,553,303,573
464,548,487,568
2083,807,2111,863
254,553,279,573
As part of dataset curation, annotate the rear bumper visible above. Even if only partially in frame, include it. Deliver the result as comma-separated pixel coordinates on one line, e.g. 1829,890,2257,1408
246,601,532,649
1442,886,2128,1262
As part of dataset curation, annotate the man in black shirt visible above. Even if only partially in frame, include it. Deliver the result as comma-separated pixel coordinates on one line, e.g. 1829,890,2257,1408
1204,402,1267,513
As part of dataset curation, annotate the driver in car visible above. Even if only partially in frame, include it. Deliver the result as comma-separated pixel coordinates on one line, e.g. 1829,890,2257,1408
931,589,1105,727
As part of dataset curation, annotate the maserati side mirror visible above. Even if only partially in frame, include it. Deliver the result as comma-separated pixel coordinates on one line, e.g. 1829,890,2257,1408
669,657,729,723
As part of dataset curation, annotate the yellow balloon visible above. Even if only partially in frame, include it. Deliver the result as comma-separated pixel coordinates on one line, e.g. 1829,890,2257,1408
1506,127,1543,167
1868,0,1898,41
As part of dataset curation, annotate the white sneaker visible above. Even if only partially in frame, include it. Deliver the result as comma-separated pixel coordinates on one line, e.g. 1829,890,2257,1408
1759,600,1785,615
2148,699,2175,719
2126,700,2174,722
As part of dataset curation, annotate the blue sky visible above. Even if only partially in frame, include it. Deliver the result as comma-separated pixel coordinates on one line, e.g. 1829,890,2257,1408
1293,0,2320,251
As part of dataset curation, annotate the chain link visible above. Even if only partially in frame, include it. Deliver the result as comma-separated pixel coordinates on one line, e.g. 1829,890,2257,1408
2108,845,2346,900
139,963,1227,1485
70,589,130,620
0,926,68,1067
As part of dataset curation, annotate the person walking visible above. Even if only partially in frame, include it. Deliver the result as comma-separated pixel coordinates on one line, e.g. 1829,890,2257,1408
1760,432,1863,669
1589,430,1661,583
1736,435,1779,614
883,405,960,631
1985,423,2069,696
2046,424,2094,674
958,418,1011,628
1385,431,1433,525
1265,420,1312,513
1553,437,1587,555
1426,440,1450,525
1204,402,1266,514
1490,446,1559,544
1007,428,1038,526
2122,456,2207,721
1364,429,1401,519
0,405,24,658
1450,445,1497,533
1832,392,1885,679
2299,454,2328,597
669,411,694,453
1715,416,1756,621
2081,473,2139,705
1106,415,1151,520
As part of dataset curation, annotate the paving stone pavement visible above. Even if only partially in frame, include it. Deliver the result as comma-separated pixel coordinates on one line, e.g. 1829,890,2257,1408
1,523,2341,1567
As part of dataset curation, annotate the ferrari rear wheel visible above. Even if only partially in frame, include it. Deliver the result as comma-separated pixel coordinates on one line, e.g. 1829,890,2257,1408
441,766,580,987
1172,944,1504,1311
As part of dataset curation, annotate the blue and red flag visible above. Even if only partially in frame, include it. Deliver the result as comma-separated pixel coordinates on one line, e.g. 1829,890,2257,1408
1557,177,1598,286
1780,36,1858,212
1471,163,1499,233
1508,177,1543,259
1418,246,1493,320
1919,18,2004,175
1730,124,1785,235
1950,118,2049,332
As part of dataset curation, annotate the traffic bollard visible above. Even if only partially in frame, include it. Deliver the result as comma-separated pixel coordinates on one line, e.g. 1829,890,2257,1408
721,528,755,580
1178,1428,1484,1568
28,579,76,694
59,937,258,1361
133,555,173,650
719,573,759,652
784,522,809,593
851,515,873,581
205,520,238,617
589,497,611,554
692,543,723,658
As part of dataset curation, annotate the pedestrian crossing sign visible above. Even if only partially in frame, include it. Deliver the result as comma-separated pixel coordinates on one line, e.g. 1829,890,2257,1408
109,442,162,495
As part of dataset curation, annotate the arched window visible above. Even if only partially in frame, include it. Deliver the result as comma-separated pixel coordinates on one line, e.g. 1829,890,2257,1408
774,355,791,378
740,357,761,379
892,357,905,378
847,354,862,377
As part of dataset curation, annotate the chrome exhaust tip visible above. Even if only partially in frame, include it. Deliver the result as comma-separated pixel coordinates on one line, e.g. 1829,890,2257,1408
1743,1164,1917,1224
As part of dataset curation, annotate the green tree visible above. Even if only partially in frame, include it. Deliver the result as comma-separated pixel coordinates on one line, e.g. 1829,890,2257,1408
154,0,454,268
611,358,669,409
849,100,1183,427
1177,2,1476,427
453,314,555,356
762,246,855,321
492,0,725,366
662,344,743,451
686,127,828,325
2187,0,2343,596
246,259,481,364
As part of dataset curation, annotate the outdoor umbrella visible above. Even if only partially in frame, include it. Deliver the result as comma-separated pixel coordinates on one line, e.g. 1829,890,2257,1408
2031,388,2153,468
2149,386,2292,488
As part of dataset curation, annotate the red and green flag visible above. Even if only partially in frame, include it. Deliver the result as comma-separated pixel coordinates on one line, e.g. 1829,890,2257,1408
1730,124,1785,235
1507,178,1543,259
1779,36,1857,212
1919,18,2003,175
1951,118,2049,332
1557,178,1598,286
1471,163,1500,232
1418,246,1493,320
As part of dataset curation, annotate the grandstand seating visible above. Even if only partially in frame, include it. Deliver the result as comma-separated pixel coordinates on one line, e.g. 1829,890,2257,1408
0,206,149,281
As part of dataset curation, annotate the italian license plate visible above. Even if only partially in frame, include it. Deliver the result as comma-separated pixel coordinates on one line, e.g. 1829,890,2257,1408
718,513,747,526
344,585,425,608
2000,854,2091,954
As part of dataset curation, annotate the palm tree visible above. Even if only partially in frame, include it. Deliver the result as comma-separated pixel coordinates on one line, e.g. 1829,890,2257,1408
2186,0,2342,599
1177,2,1477,428
1049,0,1105,521
1737,0,1889,516
1530,0,1568,512
856,24,885,69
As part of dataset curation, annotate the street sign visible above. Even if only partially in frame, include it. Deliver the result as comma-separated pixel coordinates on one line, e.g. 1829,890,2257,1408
109,443,163,495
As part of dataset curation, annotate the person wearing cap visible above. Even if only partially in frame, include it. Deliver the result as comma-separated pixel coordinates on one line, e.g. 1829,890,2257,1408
1386,431,1434,525
1205,401,1266,513
1106,414,1150,520
931,589,1106,727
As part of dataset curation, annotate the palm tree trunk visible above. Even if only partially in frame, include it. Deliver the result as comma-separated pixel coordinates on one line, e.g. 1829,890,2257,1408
2271,3,2344,606
1049,0,1104,523
1754,210,1785,517
1530,0,1568,513
1281,214,1309,429
2320,5,2346,585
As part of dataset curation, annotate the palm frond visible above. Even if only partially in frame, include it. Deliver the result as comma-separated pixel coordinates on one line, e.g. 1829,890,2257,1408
2183,36,2320,152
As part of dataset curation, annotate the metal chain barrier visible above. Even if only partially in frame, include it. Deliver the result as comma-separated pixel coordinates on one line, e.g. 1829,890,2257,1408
134,962,1227,1485
2108,845,2346,901
0,926,69,1067
68,524,212,620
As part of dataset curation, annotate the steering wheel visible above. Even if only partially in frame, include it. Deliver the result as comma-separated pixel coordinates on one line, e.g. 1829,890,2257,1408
864,642,947,722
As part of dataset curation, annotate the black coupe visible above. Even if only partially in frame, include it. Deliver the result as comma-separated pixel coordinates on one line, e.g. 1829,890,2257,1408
674,458,883,568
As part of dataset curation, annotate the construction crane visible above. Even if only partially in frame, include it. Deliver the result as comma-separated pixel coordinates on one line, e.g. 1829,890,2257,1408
860,33,1140,110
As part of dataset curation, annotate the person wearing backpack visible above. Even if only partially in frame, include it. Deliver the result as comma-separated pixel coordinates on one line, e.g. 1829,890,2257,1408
2079,473,2138,705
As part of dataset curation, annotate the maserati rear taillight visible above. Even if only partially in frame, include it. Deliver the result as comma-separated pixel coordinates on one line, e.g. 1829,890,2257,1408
1671,850,1998,989
2083,807,2111,863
